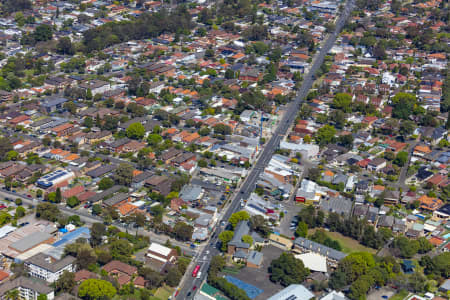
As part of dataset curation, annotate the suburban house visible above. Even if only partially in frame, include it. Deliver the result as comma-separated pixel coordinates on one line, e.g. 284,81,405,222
25,253,75,283
102,260,137,286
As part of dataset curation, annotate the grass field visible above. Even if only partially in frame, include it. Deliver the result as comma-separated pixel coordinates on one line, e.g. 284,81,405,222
154,286,174,300
389,289,409,300
308,229,377,254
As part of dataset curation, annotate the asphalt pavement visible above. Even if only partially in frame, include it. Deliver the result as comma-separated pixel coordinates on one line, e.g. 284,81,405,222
175,0,355,298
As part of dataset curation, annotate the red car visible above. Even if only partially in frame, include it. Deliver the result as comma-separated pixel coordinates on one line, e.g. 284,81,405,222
0,205,7,210
192,286,197,291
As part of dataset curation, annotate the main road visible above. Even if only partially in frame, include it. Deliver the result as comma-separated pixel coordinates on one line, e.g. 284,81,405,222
176,0,355,298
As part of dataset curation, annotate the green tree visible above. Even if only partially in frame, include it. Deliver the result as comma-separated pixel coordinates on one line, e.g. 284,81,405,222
57,37,75,55
147,133,163,146
66,196,80,208
393,151,408,167
391,93,417,119
55,187,62,203
228,211,250,228
295,221,308,237
36,203,60,222
417,237,433,254
78,279,116,299
33,24,53,42
113,163,134,186
269,253,310,286
213,123,232,135
126,122,145,140
92,204,102,216
173,222,193,241
98,177,114,190
315,125,336,146
165,267,182,287
15,206,26,219
90,223,106,247
332,93,352,113
109,239,132,259
55,270,75,293
218,231,234,252
393,236,419,258
241,234,253,246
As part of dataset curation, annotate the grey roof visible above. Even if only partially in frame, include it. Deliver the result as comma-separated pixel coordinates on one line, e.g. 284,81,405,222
234,250,248,259
132,171,154,184
195,214,212,227
440,279,450,291
9,231,53,252
103,192,129,207
220,144,253,159
41,96,68,108
180,184,202,202
229,221,250,248
332,174,348,185
25,253,75,273
320,196,352,216
378,215,394,227
87,185,124,203
251,232,265,244
246,250,263,265
294,237,347,261
85,164,116,178
0,276,53,296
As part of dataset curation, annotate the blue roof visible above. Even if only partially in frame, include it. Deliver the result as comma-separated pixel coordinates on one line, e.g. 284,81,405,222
52,227,90,247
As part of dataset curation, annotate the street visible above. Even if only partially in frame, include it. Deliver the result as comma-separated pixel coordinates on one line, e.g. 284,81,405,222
175,0,356,298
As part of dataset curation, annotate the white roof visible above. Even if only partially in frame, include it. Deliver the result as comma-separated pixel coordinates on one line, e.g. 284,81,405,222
148,242,172,257
146,252,168,263
295,252,328,273
268,284,314,300
0,225,15,239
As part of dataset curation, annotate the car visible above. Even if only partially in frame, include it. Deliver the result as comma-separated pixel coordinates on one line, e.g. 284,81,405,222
12,190,16,193
187,292,191,297
206,250,210,254
381,296,388,299
27,194,31,198
192,286,197,291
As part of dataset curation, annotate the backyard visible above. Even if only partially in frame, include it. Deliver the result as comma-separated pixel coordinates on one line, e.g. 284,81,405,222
308,229,377,254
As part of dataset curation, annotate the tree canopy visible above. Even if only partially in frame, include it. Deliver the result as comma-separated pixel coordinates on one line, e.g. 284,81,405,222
269,253,310,286
78,279,116,300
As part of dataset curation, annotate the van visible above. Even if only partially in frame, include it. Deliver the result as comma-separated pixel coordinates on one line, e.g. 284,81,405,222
196,271,202,279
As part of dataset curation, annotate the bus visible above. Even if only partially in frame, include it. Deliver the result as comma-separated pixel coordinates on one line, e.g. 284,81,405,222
192,265,200,277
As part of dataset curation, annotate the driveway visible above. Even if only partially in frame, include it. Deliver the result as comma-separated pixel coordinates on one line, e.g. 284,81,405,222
367,287,396,300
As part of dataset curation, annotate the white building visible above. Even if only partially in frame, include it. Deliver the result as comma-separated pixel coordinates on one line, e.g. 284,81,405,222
268,284,314,300
0,276,54,300
25,253,75,283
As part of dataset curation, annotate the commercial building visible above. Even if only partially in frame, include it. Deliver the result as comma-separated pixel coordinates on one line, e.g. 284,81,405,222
36,170,75,189
146,242,178,271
